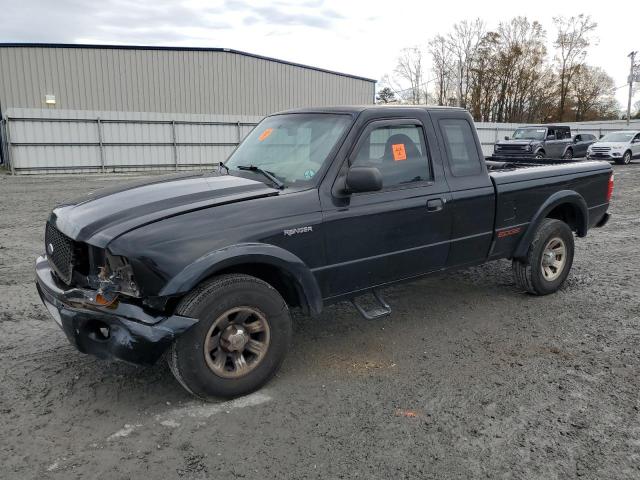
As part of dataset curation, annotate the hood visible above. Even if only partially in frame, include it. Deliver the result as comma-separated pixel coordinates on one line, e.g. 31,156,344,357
49,172,279,247
589,142,629,149
495,139,537,146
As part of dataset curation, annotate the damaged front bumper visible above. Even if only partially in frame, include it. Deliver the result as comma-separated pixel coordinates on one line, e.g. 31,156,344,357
35,255,197,365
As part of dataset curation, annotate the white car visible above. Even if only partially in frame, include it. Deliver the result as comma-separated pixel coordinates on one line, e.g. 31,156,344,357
587,130,640,165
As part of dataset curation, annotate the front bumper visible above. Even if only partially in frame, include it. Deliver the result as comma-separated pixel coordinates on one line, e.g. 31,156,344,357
587,153,620,160
35,255,197,365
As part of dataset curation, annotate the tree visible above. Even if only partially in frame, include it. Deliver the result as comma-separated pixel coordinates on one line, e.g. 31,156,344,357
553,15,598,120
393,47,425,104
376,87,397,104
572,65,619,121
428,35,454,106
446,19,485,108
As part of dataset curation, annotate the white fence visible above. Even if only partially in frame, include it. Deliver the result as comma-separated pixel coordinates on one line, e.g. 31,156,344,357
2,108,262,174
475,120,640,156
3,108,640,174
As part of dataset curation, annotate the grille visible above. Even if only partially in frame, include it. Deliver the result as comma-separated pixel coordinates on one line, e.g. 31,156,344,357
498,145,527,152
45,223,75,284
591,147,611,153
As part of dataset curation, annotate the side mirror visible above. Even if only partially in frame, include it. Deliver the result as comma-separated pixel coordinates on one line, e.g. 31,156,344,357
345,166,382,193
574,137,580,143
504,136,510,140
633,138,640,144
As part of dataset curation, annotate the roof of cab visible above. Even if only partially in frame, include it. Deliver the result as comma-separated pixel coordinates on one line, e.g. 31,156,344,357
272,105,467,116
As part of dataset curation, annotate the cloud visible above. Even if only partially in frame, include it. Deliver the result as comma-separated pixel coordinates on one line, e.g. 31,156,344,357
0,0,230,44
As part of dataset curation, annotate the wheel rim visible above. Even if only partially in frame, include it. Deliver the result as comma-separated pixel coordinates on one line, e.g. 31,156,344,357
624,152,631,164
203,307,271,378
564,150,572,159
540,237,567,281
535,153,544,159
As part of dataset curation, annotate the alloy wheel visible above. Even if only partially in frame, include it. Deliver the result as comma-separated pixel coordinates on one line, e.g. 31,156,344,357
540,237,567,281
203,307,271,378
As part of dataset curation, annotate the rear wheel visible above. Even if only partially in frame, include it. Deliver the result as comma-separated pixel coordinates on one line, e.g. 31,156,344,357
168,274,292,399
563,149,573,160
512,218,574,295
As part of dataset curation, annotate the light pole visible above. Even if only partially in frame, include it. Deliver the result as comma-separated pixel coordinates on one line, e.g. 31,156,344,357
627,51,638,126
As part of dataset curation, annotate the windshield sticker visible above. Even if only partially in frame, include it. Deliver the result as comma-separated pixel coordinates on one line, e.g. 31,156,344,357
304,169,315,180
258,128,273,141
392,144,407,161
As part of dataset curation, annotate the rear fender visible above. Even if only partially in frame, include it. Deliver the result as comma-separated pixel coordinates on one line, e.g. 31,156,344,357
159,243,323,316
513,190,588,259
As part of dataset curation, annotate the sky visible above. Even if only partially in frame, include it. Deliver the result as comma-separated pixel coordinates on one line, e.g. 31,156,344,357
2,0,638,110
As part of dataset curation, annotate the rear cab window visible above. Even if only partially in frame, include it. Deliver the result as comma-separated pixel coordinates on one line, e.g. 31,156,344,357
439,119,482,177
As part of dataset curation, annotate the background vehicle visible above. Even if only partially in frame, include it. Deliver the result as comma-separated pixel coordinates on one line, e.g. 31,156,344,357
36,106,613,399
587,131,640,164
493,125,594,160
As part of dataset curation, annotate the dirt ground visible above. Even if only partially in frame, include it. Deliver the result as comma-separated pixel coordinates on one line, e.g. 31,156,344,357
1,165,639,480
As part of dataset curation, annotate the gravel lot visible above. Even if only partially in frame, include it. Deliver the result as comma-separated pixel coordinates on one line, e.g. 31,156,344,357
1,165,639,480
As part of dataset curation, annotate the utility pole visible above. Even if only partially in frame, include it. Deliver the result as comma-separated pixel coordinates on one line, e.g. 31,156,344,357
628,51,637,127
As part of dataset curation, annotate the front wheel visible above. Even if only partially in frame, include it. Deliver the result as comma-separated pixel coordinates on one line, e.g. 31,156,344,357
168,274,292,399
535,151,545,160
512,218,575,295
563,149,573,160
616,151,632,165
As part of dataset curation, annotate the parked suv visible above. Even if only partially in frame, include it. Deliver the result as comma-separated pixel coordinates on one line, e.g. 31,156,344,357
587,131,640,165
493,125,592,160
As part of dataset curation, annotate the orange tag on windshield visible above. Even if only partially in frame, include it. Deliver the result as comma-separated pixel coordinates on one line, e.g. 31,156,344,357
392,143,407,161
258,128,273,141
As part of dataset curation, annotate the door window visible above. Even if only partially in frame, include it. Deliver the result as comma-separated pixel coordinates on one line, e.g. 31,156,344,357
351,124,431,188
439,119,482,177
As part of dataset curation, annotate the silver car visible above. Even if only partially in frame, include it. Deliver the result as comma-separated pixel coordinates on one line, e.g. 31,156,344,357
587,131,640,165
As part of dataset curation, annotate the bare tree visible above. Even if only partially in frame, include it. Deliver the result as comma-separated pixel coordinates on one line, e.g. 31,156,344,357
447,18,485,108
428,35,454,106
393,47,425,104
553,15,598,120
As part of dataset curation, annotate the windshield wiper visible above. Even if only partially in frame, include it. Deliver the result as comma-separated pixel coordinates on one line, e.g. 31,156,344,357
235,165,285,189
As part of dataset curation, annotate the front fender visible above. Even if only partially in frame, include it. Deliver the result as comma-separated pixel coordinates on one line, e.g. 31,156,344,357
159,243,323,316
513,190,588,259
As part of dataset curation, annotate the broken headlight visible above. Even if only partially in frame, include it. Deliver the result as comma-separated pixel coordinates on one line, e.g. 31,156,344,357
91,254,141,299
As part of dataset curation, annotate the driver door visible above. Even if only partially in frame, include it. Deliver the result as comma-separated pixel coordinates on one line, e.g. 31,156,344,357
317,119,452,299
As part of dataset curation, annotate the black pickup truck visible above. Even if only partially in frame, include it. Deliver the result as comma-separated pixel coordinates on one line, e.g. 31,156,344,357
36,106,613,399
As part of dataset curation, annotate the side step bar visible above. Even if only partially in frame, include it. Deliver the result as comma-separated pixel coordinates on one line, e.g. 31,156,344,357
351,290,392,320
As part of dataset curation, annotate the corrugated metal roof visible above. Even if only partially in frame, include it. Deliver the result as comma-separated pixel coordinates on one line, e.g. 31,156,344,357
0,43,376,83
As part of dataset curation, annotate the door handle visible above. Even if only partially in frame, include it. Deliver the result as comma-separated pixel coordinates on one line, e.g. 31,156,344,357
426,198,445,212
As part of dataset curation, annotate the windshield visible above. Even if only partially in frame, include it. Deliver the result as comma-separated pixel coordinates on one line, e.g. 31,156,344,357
599,132,635,143
512,128,546,140
225,113,352,187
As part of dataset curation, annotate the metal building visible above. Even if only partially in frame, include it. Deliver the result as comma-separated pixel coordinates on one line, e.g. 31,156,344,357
0,43,376,173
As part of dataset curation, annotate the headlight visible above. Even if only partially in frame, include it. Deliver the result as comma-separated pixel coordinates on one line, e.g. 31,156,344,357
494,145,501,151
96,254,141,298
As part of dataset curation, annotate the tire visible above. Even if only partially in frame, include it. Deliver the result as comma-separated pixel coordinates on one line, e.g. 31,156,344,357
616,150,632,165
168,274,292,399
512,218,575,295
563,149,573,160
535,151,545,160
